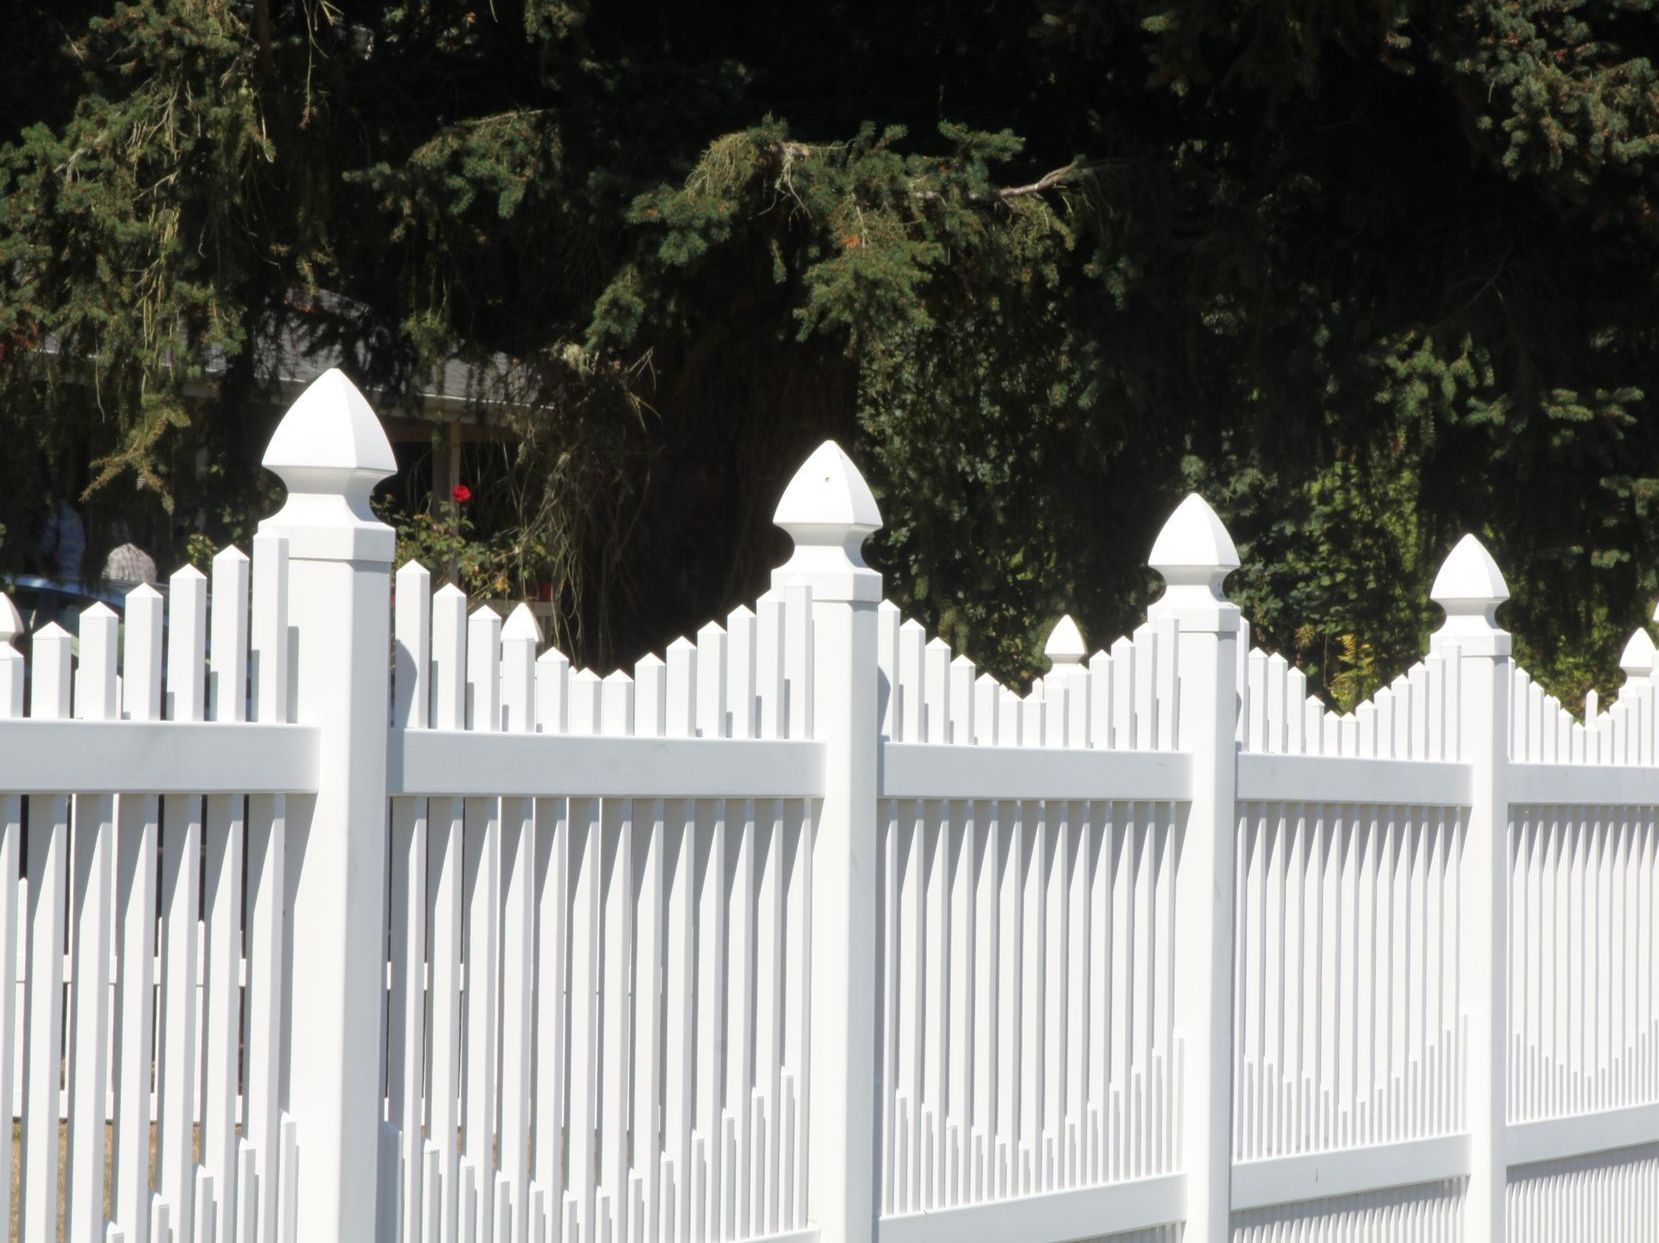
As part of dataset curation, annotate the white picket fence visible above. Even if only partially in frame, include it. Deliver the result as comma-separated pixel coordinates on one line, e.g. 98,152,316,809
0,371,1656,1243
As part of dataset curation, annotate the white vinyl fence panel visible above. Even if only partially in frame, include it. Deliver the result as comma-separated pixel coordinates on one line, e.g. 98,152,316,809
0,540,307,1243
0,370,1656,1243
380,570,817,1243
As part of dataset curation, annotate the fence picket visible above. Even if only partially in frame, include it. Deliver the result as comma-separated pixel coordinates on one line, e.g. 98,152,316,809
463,609,504,1243
158,565,207,1243
566,793,603,1234
532,795,570,1241
877,602,901,740
692,797,726,1228
68,605,118,1243
202,543,251,1241
428,585,468,1243
661,798,695,1243
23,622,73,1243
0,593,23,1242
499,607,540,1239
631,796,666,1239
389,561,431,1243
597,794,633,1222
201,779,244,1243
202,554,250,1241
695,625,726,741
898,620,925,744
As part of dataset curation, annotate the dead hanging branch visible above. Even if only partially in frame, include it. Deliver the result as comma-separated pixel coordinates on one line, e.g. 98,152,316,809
983,161,1110,201
759,141,1111,203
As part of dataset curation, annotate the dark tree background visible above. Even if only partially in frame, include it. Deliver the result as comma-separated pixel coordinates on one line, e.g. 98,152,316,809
5,0,1659,706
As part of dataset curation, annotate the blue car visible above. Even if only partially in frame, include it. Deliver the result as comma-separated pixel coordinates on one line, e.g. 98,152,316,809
3,574,132,641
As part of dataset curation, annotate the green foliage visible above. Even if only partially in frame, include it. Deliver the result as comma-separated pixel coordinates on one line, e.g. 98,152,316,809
184,533,219,573
1325,634,1382,715
4,0,1659,702
378,498,545,602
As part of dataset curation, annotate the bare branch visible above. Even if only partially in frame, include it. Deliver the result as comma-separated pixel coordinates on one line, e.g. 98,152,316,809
759,142,1108,205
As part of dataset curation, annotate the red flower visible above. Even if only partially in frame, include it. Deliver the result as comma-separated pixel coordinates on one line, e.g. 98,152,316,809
451,484,473,504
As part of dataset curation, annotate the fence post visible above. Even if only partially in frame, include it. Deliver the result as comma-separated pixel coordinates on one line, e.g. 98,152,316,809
1429,535,1510,1243
258,368,397,1243
1147,494,1241,1243
771,441,882,1243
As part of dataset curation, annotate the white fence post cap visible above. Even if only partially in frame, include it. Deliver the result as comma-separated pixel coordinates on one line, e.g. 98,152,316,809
1430,534,1509,653
1044,614,1087,671
263,368,396,480
771,440,882,603
1430,535,1507,621
1149,494,1239,579
1619,627,1655,679
774,440,881,532
1148,494,1239,626
259,368,397,562
1430,534,1508,612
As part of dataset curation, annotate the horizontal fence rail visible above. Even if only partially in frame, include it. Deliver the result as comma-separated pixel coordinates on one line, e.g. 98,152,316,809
0,372,1656,1242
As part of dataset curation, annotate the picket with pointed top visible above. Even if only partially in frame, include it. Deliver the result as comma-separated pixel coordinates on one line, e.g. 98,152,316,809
0,595,23,1243
3,370,1659,1243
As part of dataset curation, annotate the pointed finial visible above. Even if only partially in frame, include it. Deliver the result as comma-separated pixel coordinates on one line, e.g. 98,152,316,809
502,602,544,644
1149,494,1239,579
1044,615,1087,676
1430,534,1508,642
1619,627,1655,680
258,369,397,562
774,441,880,531
771,440,883,603
1148,494,1240,624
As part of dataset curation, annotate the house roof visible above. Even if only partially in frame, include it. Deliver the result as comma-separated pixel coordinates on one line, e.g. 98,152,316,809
35,288,527,424
213,289,523,421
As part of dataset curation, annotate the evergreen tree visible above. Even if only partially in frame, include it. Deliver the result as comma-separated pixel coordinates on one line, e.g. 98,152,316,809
5,0,1659,705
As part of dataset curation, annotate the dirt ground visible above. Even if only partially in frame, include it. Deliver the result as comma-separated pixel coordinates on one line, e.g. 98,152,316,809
9,1122,189,1240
